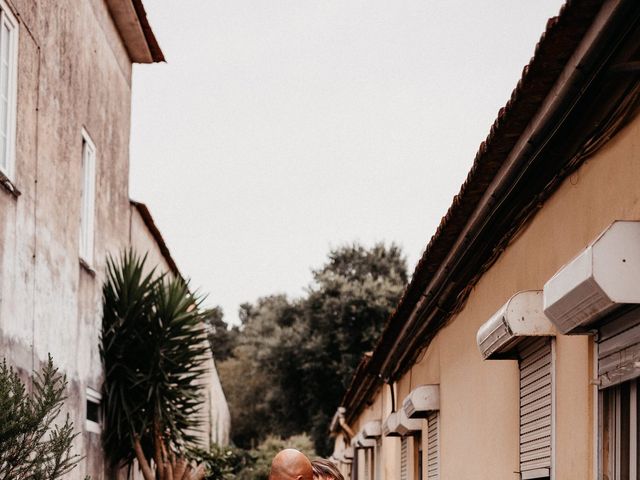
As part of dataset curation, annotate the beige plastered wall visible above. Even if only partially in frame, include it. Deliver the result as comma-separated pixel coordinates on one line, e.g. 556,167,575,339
347,109,640,480
129,205,174,275
129,205,232,448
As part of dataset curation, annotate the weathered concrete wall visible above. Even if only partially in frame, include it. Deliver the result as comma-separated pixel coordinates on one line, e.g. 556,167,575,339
129,204,173,274
0,1,228,477
346,98,640,480
0,1,133,478
202,353,231,446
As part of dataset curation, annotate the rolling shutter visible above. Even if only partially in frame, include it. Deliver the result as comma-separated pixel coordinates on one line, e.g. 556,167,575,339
364,449,370,480
400,436,409,480
519,337,553,479
426,412,439,480
597,307,640,389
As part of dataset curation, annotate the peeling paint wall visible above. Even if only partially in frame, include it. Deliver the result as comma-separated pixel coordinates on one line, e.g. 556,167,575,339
0,1,227,477
0,1,139,478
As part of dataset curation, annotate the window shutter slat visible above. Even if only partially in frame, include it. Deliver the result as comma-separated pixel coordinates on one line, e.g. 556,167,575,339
400,437,408,480
519,337,552,478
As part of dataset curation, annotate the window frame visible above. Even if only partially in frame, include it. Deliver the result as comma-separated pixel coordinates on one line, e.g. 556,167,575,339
0,0,18,183
79,129,96,267
85,387,102,434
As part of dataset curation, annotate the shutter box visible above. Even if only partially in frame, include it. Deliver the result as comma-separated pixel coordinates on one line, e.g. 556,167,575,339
344,447,354,460
383,410,422,437
402,385,440,419
476,290,556,360
362,420,382,439
597,307,640,388
353,432,376,449
543,221,640,334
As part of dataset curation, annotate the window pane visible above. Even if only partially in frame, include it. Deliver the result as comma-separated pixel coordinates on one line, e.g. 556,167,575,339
0,18,11,176
1,22,10,62
79,136,95,263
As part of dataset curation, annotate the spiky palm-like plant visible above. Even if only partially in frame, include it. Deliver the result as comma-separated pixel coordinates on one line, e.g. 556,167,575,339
101,250,210,480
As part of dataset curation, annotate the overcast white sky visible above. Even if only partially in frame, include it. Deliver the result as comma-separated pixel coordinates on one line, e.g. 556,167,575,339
130,0,565,325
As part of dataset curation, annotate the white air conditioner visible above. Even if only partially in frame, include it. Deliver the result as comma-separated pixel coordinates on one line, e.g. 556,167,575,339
402,385,440,418
354,432,376,448
383,409,422,437
382,412,398,437
543,221,640,334
344,446,354,459
476,290,556,360
362,420,382,438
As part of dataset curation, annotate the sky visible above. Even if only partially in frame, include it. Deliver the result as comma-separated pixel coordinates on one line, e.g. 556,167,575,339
129,0,566,325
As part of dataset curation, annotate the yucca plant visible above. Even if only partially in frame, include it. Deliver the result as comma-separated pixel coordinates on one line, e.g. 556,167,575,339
101,250,210,480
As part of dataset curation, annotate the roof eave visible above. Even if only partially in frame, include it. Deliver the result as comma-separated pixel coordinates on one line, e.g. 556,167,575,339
341,0,640,422
130,200,182,279
106,0,165,64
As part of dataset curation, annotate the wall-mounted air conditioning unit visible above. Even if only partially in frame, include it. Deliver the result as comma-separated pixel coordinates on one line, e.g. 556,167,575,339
543,221,640,334
352,432,376,448
402,385,440,418
362,420,382,438
344,446,354,460
476,290,556,360
383,409,422,437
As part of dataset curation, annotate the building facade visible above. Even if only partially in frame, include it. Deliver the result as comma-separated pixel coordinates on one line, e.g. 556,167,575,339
0,1,228,478
331,1,640,479
129,200,231,450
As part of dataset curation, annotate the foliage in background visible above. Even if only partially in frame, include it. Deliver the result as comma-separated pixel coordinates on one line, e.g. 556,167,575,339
213,242,407,455
192,444,252,480
203,307,239,362
0,356,85,480
216,295,305,447
101,250,210,480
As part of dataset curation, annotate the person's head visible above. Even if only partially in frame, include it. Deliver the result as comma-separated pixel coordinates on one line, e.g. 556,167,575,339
269,449,314,480
311,458,344,480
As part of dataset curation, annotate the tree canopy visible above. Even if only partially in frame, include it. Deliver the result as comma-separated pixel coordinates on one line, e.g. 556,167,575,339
211,242,407,455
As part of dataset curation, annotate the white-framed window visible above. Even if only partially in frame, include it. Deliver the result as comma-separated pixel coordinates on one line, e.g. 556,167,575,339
85,387,102,434
597,308,640,479
0,1,18,182
79,129,96,266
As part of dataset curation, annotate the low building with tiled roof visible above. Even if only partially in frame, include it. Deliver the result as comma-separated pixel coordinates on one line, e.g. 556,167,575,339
330,1,640,478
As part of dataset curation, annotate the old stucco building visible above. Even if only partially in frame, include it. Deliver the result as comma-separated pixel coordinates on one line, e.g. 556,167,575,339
129,200,231,450
331,1,640,479
0,1,229,478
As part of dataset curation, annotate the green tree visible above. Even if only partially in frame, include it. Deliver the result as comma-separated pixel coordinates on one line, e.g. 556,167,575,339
203,306,239,362
301,243,406,453
218,295,306,448
0,356,85,480
101,250,211,480
219,243,407,455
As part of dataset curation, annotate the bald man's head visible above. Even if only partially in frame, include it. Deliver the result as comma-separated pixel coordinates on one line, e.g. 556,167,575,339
269,449,313,480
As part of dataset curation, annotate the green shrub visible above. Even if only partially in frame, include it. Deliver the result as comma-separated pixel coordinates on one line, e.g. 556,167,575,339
192,444,253,480
0,355,86,480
